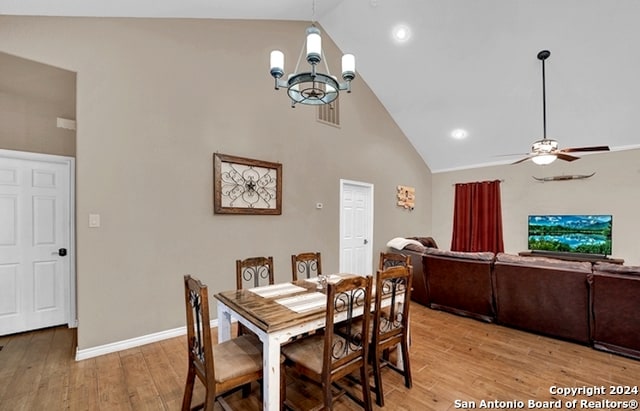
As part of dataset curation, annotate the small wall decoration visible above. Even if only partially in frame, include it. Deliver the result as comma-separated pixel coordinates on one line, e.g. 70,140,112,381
213,153,282,215
396,185,415,210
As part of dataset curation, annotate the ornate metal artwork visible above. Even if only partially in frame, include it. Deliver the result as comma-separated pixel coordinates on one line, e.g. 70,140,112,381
296,260,319,279
214,153,282,215
378,278,407,333
242,265,271,288
332,287,367,359
189,289,205,363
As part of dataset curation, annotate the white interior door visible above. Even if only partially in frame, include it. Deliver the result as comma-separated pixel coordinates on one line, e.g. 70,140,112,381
0,150,74,335
339,179,373,275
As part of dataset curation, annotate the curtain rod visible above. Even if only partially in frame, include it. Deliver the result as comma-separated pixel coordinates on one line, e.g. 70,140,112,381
452,179,504,186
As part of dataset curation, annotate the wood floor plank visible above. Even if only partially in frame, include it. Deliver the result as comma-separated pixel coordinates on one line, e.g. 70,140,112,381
1,327,54,410
119,350,165,410
95,353,133,411
1,303,639,411
64,357,99,411
139,341,184,409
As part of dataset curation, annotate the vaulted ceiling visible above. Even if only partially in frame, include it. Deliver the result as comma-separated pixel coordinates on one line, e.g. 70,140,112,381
3,0,639,172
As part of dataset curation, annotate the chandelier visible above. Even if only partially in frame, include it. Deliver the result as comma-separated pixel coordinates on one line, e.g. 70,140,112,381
269,2,355,107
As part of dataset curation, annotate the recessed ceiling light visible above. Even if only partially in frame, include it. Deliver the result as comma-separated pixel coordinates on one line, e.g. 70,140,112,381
392,24,411,43
451,129,468,140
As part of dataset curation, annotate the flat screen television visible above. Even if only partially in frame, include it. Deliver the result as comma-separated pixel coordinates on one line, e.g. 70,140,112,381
528,214,612,257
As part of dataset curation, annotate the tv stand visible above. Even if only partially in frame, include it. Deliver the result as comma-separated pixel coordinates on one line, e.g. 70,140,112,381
518,251,624,265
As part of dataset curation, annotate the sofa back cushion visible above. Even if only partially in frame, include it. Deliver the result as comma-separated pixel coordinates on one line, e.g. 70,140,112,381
492,259,591,343
495,253,592,272
424,247,494,261
408,236,439,249
593,262,640,276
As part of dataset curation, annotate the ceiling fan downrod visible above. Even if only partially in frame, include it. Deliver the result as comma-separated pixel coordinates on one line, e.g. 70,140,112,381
537,50,550,141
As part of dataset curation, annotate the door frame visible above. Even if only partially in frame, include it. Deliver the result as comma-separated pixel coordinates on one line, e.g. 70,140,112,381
0,148,77,328
339,179,374,275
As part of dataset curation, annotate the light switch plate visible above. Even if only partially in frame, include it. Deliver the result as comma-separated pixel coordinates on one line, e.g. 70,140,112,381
89,213,101,228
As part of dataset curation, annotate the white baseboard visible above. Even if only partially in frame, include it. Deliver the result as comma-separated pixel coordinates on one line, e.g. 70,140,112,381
75,319,220,361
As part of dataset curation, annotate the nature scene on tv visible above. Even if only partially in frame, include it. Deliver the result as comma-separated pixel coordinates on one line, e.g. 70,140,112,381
528,215,612,256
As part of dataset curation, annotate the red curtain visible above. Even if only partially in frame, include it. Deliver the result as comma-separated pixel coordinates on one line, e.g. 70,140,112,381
450,180,504,253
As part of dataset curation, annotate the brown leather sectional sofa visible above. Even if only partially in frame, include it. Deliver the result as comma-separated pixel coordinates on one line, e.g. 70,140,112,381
392,242,640,360
422,248,495,322
493,253,592,344
590,262,640,359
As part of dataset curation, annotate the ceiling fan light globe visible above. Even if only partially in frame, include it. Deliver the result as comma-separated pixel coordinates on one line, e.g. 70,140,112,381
532,154,557,165
532,139,558,153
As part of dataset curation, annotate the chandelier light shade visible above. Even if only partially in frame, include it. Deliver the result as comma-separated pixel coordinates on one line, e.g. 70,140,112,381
269,26,356,107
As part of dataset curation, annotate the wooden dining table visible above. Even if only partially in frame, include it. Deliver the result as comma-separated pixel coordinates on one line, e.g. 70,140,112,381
215,274,367,411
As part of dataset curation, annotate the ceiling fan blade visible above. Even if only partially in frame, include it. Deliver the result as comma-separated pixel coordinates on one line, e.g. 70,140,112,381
511,156,532,165
495,153,530,157
556,153,580,162
560,145,610,153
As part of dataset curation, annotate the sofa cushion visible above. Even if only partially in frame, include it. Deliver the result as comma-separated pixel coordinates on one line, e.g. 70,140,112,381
593,262,640,275
424,247,494,261
495,253,592,272
386,237,424,251
403,243,427,253
408,236,438,248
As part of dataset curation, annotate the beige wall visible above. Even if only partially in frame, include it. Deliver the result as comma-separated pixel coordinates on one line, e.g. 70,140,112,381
0,17,432,350
0,52,76,156
432,148,640,265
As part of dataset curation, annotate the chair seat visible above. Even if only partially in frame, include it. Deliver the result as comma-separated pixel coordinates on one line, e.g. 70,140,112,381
282,333,361,376
213,334,263,384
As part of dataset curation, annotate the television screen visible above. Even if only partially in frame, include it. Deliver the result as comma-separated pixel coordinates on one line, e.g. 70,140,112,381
528,215,612,256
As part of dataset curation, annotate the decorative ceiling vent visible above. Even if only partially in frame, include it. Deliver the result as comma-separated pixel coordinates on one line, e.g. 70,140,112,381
317,97,340,127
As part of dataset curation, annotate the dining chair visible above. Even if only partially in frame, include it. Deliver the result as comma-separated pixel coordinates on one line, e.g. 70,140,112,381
370,265,413,407
182,275,263,411
235,256,275,337
291,252,322,281
236,256,275,290
281,275,373,411
378,251,411,271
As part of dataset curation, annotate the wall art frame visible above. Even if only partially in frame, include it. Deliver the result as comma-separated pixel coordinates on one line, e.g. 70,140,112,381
213,153,282,215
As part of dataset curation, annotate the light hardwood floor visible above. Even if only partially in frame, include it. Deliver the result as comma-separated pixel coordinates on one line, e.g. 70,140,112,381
1,302,639,410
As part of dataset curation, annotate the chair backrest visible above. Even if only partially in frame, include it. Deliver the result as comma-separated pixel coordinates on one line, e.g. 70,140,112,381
236,256,275,289
324,275,373,378
372,265,413,347
183,275,215,387
291,252,322,281
378,252,411,271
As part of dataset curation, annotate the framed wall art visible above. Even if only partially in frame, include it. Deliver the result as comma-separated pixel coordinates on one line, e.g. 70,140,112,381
213,153,282,215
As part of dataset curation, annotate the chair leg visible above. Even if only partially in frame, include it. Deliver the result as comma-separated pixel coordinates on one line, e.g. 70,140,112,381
360,363,373,411
322,381,332,410
203,385,217,411
241,382,252,398
181,367,196,411
401,341,413,389
371,350,384,407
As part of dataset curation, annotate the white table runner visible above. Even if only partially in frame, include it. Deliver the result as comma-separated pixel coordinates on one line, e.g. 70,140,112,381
248,283,307,298
276,292,327,313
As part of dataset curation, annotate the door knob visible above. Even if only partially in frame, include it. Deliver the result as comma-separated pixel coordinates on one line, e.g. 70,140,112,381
363,239,368,245
58,248,68,257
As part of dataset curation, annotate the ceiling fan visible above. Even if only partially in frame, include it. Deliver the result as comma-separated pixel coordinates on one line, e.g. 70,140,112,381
511,50,610,165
